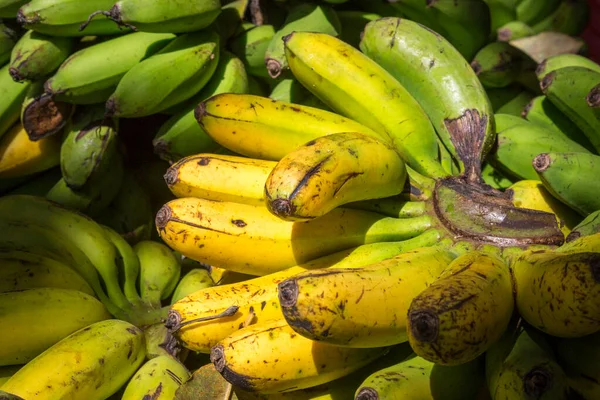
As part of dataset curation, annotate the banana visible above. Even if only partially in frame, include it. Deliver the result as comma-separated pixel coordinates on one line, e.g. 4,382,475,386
0,64,31,139
230,23,275,79
533,152,600,216
495,89,535,116
522,95,596,152
152,50,248,163
210,318,387,394
336,10,379,49
481,160,516,190
507,179,582,237
512,246,600,337
278,246,455,348
265,132,407,221
0,365,21,388
1,319,146,399
486,323,570,400
516,0,561,25
535,54,600,81
20,80,73,141
531,0,589,36
497,20,534,41
486,84,527,111
44,31,175,104
166,231,441,353
407,251,514,366
156,197,433,276
105,30,220,118
195,93,385,161
268,78,328,110
355,354,485,400
121,355,190,399
494,112,530,132
0,23,17,65
143,323,173,360
0,287,111,366
554,331,600,399
82,0,221,34
265,3,340,79
0,0,26,17
360,16,493,181
170,267,214,305
0,251,94,294
345,196,427,219
8,29,73,82
489,119,591,181
0,122,61,179
134,240,181,309
16,0,129,36
558,231,600,254
211,0,249,43
165,153,276,206
484,0,519,34
566,210,600,242
3,167,61,196
284,31,446,179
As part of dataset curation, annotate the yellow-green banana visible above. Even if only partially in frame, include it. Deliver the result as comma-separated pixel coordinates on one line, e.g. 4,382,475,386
531,0,589,36
0,365,21,388
1,319,146,399
170,267,214,305
264,132,407,221
497,20,534,41
481,160,515,190
122,355,190,400
229,23,275,79
566,210,600,242
535,53,600,81
268,78,329,110
496,89,535,116
143,323,172,360
345,196,427,219
134,240,181,309
0,0,26,18
0,63,31,139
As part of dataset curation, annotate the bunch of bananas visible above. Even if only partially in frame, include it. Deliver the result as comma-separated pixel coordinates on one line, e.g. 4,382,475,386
0,0,599,399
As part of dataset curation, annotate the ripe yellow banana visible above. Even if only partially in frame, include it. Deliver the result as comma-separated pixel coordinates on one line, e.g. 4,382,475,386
0,287,111,366
407,251,514,365
2,319,146,399
121,355,190,400
278,246,455,348
210,318,387,394
264,132,407,221
156,197,432,276
511,248,600,337
166,230,441,353
195,93,385,161
165,153,276,206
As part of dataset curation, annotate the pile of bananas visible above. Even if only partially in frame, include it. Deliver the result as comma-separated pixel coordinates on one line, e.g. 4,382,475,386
0,0,599,399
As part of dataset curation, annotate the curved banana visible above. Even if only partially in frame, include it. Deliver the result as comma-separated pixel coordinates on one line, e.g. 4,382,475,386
1,319,146,399
0,63,31,139
134,240,181,309
170,267,214,305
122,355,190,400
566,210,600,242
0,287,111,366
535,53,600,81
265,132,407,221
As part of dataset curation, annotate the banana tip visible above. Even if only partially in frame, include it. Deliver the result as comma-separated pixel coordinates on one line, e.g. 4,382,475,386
532,153,550,173
535,60,547,77
194,102,207,123
540,72,555,93
282,32,295,45
269,198,294,218
210,344,226,372
16,7,36,26
497,28,511,42
278,279,299,308
586,84,600,108
408,310,439,343
155,205,172,230
355,388,379,400
165,309,182,331
163,168,178,186
523,367,553,398
8,67,23,82
266,59,282,79
470,60,482,75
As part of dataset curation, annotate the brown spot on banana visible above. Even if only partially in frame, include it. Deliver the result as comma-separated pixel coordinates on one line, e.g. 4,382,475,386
144,382,163,400
586,84,600,108
355,387,379,400
533,153,551,173
540,71,556,93
266,59,282,79
523,367,553,398
408,310,439,343
155,206,172,230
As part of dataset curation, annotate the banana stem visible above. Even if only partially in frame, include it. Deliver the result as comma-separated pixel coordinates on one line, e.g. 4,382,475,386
121,304,171,328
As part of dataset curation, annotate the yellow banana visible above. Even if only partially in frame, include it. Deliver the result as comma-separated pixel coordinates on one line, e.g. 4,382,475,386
264,132,407,221
121,355,190,400
407,251,514,365
507,179,582,237
0,287,111,366
556,231,600,254
0,122,61,179
165,153,276,206
210,318,387,394
156,197,433,276
511,248,600,337
278,246,455,348
166,230,441,353
2,319,146,399
195,93,385,161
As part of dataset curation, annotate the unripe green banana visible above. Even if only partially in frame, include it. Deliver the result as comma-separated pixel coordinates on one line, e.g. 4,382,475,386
1,319,146,399
0,287,111,366
0,23,18,65
516,0,561,25
0,0,26,17
6,166,62,196
360,17,494,181
268,78,328,110
105,30,219,118
486,84,526,111
496,89,535,116
44,31,175,104
490,118,591,181
534,152,600,216
535,53,600,81
484,0,519,33
540,66,600,153
265,3,341,79
9,29,73,82
566,210,600,242
83,0,221,34
284,31,446,178
153,50,248,163
229,23,275,79
481,161,516,190
16,0,128,36
134,240,181,309
170,268,214,305
345,196,427,219
20,80,73,141
494,112,530,132
265,132,407,221
143,323,172,360
336,10,379,49
122,355,190,399
554,331,600,399
0,64,30,139
212,0,248,43
531,0,589,36
497,20,534,41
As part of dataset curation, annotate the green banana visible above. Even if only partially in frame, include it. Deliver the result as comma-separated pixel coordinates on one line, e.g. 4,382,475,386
0,63,30,139
265,3,341,79
554,331,600,399
170,267,214,305
535,53,600,81
336,10,379,49
211,0,249,43
497,20,534,41
229,23,275,79
16,0,129,36
516,0,561,25
134,240,181,309
484,0,519,33
0,0,27,17
122,355,190,400
482,161,516,190
9,29,73,82
494,112,530,132
5,166,62,196
566,209,600,242
485,84,527,111
0,23,17,66
20,80,73,141
490,119,591,181
345,196,427,219
268,78,328,110
246,75,269,96
533,152,600,216
44,31,175,104
540,66,600,153
522,95,596,152
1,319,146,399
143,323,173,360
531,0,589,36
153,50,248,163
496,89,535,116
105,30,220,118
83,0,221,34
284,31,447,178
360,17,494,181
